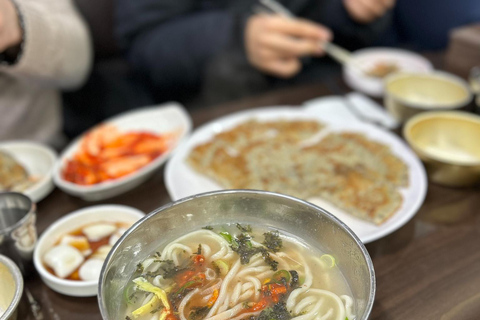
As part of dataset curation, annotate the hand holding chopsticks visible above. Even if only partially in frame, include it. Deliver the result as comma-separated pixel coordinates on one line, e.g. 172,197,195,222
252,0,355,69
246,1,332,77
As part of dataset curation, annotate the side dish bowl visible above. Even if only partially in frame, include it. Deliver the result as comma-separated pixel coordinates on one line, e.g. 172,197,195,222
0,255,23,320
98,190,376,320
385,72,472,122
404,111,480,187
34,205,145,297
53,103,192,201
0,141,57,203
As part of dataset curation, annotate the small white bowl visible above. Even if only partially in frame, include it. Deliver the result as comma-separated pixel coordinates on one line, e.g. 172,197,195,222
33,205,145,297
343,48,433,97
0,255,23,320
0,141,57,203
53,103,192,201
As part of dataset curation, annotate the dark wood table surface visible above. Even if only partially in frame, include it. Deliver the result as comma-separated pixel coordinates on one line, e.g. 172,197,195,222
19,77,480,320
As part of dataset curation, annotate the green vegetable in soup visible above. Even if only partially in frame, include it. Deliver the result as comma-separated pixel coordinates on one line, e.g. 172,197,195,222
212,259,229,276
124,283,137,304
271,270,291,285
219,232,238,248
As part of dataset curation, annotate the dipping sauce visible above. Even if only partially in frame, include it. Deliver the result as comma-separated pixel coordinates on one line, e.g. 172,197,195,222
43,221,131,281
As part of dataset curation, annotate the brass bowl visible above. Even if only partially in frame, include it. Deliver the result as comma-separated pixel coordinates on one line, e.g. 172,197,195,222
404,111,480,187
385,72,472,122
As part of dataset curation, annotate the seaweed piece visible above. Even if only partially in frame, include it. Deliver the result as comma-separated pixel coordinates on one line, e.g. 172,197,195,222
188,306,210,320
258,247,278,271
289,270,299,289
196,244,202,255
236,223,252,233
263,231,282,253
257,302,291,320
202,226,214,230
231,233,257,265
159,260,190,279
230,233,278,271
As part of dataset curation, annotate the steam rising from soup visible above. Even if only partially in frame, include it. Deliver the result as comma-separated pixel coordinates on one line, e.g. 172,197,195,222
124,224,355,320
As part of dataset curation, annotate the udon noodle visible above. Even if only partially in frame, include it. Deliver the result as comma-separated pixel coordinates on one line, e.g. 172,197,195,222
124,224,355,320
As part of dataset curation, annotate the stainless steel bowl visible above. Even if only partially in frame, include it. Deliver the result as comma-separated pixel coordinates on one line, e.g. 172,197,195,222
0,255,24,320
98,190,375,320
385,71,472,122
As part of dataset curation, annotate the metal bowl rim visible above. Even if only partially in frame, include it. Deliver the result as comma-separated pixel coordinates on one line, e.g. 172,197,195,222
0,192,35,236
98,189,376,320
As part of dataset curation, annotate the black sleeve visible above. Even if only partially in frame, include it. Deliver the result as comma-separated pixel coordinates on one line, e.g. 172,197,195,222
116,0,195,50
299,0,392,50
115,0,237,95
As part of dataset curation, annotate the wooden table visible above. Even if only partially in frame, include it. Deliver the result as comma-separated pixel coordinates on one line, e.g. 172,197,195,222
20,81,480,320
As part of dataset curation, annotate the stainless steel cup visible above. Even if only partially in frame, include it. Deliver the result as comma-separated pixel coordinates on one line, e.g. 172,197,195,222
0,192,37,276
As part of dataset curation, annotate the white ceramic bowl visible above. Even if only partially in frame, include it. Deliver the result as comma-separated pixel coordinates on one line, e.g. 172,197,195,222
53,103,192,201
0,141,57,203
343,48,433,97
33,205,145,297
0,255,23,320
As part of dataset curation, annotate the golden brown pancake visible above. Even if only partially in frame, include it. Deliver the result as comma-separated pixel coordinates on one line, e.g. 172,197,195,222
187,120,407,225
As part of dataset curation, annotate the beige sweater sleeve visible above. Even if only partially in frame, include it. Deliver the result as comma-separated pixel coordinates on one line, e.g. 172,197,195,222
2,0,93,89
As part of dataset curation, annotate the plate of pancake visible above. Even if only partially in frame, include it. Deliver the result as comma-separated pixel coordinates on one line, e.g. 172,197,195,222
165,106,427,243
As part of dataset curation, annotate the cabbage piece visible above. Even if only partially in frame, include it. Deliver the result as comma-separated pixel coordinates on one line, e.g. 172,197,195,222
133,277,171,311
131,295,160,318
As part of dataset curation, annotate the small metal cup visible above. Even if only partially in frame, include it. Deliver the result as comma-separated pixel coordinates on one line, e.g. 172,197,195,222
0,192,37,276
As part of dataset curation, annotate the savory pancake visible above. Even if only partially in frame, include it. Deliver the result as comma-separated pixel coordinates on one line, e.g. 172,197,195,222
187,120,408,225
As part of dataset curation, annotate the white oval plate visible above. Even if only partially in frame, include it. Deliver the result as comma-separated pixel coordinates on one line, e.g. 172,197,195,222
165,107,427,243
54,103,192,201
0,141,57,203
344,48,433,97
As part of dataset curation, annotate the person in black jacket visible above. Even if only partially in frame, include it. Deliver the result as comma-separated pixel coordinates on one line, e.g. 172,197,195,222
116,0,395,104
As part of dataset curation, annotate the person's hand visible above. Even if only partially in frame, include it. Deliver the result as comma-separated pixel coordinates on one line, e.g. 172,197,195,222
0,0,22,52
245,15,332,78
343,0,396,24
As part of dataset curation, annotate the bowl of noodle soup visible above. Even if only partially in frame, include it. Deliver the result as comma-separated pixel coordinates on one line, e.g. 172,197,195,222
98,190,375,320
